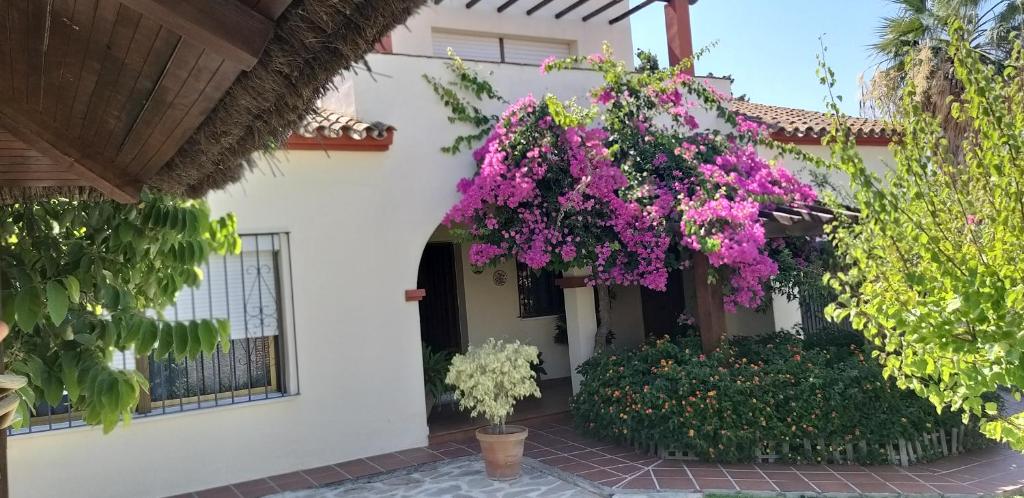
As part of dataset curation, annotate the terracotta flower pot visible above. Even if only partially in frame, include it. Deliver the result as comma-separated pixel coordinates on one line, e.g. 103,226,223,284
475,425,529,480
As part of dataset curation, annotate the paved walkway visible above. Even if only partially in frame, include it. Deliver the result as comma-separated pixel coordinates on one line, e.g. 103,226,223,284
183,417,1024,497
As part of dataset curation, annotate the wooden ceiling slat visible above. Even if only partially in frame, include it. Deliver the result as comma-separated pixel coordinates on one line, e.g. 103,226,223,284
38,0,78,121
0,172,81,180
0,1,14,98
0,157,62,166
23,0,50,110
0,179,89,187
120,0,275,70
0,106,141,201
69,2,138,140
0,165,70,173
0,149,45,157
114,39,205,168
135,56,242,180
7,0,31,105
51,0,99,125
77,7,147,145
63,0,121,135
90,20,170,158
99,27,180,160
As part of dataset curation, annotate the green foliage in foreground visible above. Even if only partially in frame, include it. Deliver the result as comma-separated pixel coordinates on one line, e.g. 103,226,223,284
571,335,986,464
0,192,239,432
822,25,1024,449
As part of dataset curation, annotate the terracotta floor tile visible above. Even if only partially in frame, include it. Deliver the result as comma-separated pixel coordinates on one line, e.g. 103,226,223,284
929,482,984,494
763,470,802,480
308,471,347,487
619,477,657,489
195,486,240,498
842,471,884,483
889,481,940,494
772,479,815,492
653,459,687,468
436,446,473,459
656,477,697,490
651,467,689,478
538,455,579,467
734,479,777,491
799,471,841,481
598,476,628,487
564,450,606,461
688,467,726,478
524,448,560,459
811,480,857,493
234,485,277,498
590,456,630,467
914,473,957,483
267,472,313,487
725,469,764,480
576,468,620,482
607,463,646,476
558,461,599,474
366,453,412,471
851,481,899,494
270,479,314,493
231,479,274,494
334,459,382,478
872,471,922,483
695,478,737,490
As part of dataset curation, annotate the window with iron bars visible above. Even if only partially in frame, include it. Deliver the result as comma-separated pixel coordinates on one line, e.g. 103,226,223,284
516,261,564,319
11,233,298,434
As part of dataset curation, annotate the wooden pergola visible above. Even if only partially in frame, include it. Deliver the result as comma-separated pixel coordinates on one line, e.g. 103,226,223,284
0,0,427,203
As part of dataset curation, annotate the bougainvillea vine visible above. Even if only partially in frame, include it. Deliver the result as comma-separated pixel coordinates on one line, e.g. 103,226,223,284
443,46,817,311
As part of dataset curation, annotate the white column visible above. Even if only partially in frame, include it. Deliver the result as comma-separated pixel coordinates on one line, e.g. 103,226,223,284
562,269,597,394
772,292,802,331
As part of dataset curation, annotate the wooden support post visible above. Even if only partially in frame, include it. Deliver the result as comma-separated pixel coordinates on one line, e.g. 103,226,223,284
664,0,695,72
692,252,726,354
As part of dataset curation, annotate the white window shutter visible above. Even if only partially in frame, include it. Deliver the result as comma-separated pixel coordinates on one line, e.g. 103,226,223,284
503,38,571,65
432,31,501,62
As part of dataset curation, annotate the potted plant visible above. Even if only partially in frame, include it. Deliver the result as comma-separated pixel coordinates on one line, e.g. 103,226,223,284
422,343,451,416
445,338,541,480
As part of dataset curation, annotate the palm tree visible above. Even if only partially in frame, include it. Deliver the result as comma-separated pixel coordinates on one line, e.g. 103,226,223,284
867,0,1022,148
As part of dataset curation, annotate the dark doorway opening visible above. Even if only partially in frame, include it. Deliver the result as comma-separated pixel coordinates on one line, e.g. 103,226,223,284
417,242,462,352
641,269,686,337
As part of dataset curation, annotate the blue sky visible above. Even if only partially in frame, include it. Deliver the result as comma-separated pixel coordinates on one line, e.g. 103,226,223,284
629,0,900,114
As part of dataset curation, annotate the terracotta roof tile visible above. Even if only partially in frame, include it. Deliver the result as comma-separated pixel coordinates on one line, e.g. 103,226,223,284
295,110,395,141
729,100,895,140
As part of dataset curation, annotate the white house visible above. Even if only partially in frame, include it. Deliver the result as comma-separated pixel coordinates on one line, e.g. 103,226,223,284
8,2,895,497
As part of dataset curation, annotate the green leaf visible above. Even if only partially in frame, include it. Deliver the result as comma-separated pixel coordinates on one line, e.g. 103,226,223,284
172,322,189,360
136,319,159,354
155,322,174,359
198,320,217,355
216,319,231,353
45,281,69,326
64,275,80,304
187,321,201,357
15,286,43,331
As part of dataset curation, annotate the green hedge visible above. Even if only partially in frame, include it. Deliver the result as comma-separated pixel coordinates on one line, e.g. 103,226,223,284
571,333,987,464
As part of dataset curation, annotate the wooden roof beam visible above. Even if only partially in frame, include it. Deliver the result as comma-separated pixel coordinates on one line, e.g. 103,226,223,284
119,0,275,70
0,108,141,203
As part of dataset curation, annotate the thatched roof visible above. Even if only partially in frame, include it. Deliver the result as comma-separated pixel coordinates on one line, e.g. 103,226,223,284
156,0,428,198
0,0,428,203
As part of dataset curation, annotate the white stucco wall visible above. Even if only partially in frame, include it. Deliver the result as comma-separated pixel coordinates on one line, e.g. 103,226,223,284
391,0,634,67
12,50,718,497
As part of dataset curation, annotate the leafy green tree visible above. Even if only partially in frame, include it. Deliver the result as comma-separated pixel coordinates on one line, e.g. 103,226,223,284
869,0,1022,147
0,192,239,432
824,25,1024,448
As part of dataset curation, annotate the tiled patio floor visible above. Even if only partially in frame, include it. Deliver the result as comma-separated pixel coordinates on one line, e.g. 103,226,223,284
183,416,1024,497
